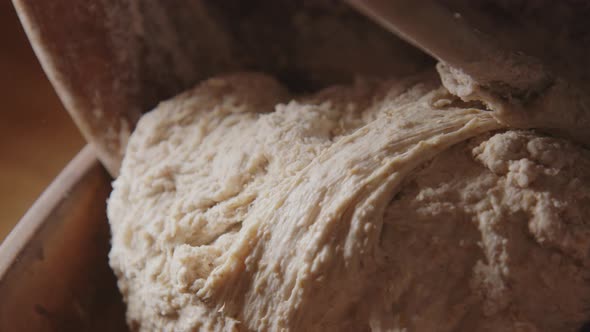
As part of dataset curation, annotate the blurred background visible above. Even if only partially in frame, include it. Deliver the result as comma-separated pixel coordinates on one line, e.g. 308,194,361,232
0,2,84,242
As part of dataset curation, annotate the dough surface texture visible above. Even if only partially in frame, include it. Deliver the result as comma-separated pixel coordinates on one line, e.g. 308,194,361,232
108,72,590,331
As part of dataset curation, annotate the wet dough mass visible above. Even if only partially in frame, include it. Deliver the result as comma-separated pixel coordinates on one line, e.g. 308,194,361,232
108,71,590,331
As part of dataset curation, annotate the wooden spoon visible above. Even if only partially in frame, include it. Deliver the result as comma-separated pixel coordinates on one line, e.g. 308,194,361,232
345,0,551,94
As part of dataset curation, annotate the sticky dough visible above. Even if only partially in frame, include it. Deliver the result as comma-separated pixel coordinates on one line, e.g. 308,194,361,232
108,71,590,331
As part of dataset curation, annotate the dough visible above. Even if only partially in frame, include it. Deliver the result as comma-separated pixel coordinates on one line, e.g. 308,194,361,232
437,62,590,147
108,71,590,331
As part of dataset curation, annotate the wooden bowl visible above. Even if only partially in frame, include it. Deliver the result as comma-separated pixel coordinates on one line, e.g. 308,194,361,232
8,1,587,331
0,147,128,331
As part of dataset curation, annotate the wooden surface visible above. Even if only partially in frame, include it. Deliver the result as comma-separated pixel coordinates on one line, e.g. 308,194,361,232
0,2,84,241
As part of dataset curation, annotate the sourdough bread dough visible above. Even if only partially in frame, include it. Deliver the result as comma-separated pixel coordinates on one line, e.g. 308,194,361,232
108,71,590,331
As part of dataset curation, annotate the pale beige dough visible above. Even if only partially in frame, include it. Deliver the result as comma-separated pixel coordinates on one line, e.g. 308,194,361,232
108,71,590,331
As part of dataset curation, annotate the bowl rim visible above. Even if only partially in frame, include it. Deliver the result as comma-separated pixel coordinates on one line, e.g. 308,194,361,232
0,145,96,278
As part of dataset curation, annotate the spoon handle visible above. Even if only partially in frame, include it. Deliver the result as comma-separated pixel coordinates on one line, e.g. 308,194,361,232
346,0,549,91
